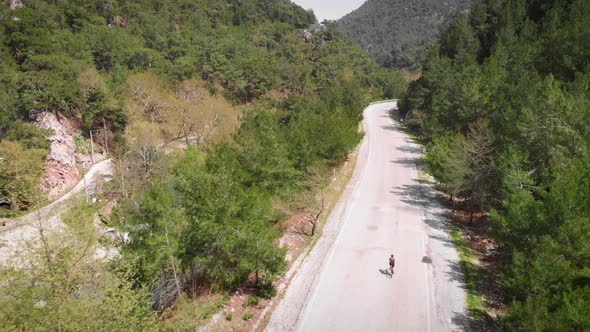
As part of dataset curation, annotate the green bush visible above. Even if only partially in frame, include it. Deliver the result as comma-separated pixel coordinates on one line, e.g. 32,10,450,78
73,131,102,155
242,311,254,321
243,295,260,307
0,141,47,215
255,283,277,299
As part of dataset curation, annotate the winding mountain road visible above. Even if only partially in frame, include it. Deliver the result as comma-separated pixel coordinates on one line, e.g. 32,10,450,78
0,136,199,263
0,159,113,261
266,101,468,331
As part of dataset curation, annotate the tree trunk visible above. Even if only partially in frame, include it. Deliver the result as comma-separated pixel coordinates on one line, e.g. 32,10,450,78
164,226,182,302
310,194,325,236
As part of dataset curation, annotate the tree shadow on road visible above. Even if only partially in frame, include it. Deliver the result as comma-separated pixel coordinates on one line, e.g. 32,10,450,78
390,179,444,209
445,259,468,289
380,125,397,131
423,214,454,231
452,311,501,331
389,158,420,168
452,312,479,331
396,144,423,154
428,233,456,249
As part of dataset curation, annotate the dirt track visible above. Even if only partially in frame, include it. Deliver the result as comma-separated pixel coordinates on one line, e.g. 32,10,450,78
266,101,468,331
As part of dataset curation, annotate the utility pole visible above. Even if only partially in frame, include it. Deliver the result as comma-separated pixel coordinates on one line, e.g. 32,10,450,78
103,118,109,156
89,130,95,164
82,161,88,202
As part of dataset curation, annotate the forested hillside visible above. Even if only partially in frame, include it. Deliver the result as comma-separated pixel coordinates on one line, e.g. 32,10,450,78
401,0,590,329
335,0,477,68
0,0,403,216
0,0,405,329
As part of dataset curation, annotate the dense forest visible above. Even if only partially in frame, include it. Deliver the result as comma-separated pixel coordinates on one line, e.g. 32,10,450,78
335,0,477,69
401,0,590,329
0,0,405,329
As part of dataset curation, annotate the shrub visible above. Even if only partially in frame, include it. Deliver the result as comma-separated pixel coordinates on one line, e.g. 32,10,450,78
243,295,260,307
242,311,254,321
255,283,277,299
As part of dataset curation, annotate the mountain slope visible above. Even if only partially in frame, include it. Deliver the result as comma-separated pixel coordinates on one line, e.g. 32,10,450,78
335,0,477,68
0,0,397,217
402,0,590,328
0,0,407,330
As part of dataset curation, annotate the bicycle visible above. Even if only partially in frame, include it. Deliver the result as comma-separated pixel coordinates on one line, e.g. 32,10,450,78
389,254,395,275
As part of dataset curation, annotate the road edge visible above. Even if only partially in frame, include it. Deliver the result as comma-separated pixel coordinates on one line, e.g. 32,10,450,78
261,102,396,332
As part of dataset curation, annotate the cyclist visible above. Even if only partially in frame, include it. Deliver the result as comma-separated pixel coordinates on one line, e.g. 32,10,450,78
389,254,395,274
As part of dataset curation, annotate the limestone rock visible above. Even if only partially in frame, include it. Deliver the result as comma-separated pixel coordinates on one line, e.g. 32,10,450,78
36,112,79,200
10,0,23,10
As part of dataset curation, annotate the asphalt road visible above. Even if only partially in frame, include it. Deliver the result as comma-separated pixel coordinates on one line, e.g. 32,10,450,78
0,136,195,263
0,159,113,262
266,101,468,331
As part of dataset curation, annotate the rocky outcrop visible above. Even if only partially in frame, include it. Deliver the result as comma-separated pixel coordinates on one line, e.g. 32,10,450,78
10,0,23,9
36,112,79,200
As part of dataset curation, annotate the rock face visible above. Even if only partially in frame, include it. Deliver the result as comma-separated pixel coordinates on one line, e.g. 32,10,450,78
36,112,79,200
10,0,24,9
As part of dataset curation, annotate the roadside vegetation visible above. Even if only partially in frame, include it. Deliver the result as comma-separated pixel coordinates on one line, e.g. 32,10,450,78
0,0,405,218
0,198,157,330
401,0,590,329
0,0,407,329
449,230,484,314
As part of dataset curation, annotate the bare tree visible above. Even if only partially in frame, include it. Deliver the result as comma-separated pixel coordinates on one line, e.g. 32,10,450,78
462,120,495,225
137,144,158,176
309,193,325,236
128,75,168,124
196,111,222,148
164,226,182,306
172,82,201,145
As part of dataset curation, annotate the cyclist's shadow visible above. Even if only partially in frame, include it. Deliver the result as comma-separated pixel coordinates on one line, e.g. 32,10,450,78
378,268,394,278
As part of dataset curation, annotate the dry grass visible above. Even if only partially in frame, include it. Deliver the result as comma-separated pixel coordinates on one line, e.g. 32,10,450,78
158,294,227,331
399,68,421,82
124,74,240,148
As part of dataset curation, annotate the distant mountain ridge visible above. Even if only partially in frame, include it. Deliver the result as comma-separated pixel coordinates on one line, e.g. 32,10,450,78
335,0,477,68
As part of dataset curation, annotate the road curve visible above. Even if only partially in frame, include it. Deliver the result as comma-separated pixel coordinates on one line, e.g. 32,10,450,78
0,159,113,261
266,101,467,331
0,136,197,263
